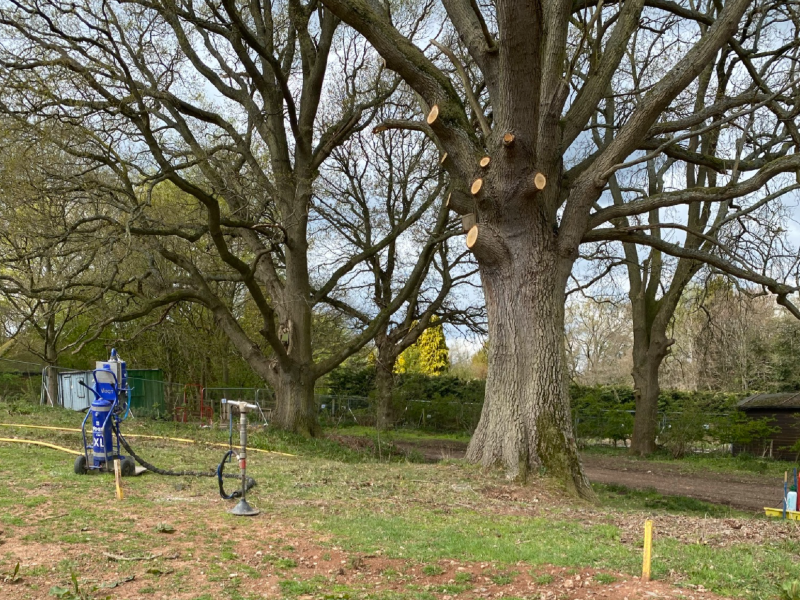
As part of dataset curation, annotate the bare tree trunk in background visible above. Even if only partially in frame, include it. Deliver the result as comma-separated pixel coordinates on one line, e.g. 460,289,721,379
272,367,318,436
629,337,670,455
374,338,398,431
44,315,58,406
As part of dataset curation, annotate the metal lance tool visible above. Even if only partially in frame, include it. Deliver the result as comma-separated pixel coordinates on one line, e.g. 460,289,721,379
221,399,260,516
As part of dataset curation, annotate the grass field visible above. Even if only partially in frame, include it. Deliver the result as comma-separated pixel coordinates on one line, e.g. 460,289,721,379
0,403,799,600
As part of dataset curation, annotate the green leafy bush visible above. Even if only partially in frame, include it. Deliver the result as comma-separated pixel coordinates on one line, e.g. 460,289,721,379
393,373,485,432
327,366,376,397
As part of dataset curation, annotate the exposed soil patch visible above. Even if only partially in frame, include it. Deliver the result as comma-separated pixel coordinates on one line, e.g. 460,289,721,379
392,438,469,462
0,503,731,600
478,482,800,549
581,455,783,513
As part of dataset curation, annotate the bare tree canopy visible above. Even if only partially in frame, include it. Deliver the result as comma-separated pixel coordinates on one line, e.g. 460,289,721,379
317,0,800,497
318,101,484,428
0,0,458,434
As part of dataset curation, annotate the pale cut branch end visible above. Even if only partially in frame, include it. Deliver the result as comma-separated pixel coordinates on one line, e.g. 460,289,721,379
480,156,491,168
533,172,547,191
440,152,448,165
466,226,479,248
446,190,474,215
503,133,515,147
427,104,439,125
465,224,508,264
471,178,483,195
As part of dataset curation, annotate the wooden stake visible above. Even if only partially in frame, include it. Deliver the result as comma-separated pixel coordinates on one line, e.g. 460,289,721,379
533,172,547,191
114,459,124,500
471,178,483,195
503,133,515,147
427,104,439,125
440,152,448,165
479,156,491,168
642,520,653,581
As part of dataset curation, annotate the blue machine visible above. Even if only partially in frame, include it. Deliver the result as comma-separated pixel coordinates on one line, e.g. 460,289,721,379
74,349,135,476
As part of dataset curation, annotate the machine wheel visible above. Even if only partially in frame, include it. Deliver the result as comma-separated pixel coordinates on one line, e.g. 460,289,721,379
74,455,88,475
121,456,136,477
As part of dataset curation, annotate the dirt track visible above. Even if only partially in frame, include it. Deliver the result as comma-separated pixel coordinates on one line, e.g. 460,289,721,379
581,454,784,512
391,439,784,512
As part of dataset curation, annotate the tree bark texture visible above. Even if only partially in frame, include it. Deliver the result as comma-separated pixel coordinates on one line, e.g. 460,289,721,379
45,365,59,407
375,354,396,431
44,318,59,407
629,339,669,456
466,225,592,498
272,365,318,436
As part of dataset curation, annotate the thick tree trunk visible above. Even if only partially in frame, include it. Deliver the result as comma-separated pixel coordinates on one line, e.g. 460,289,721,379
272,366,318,435
375,348,397,431
44,327,58,406
630,336,670,455
465,239,594,500
45,365,59,407
265,205,322,437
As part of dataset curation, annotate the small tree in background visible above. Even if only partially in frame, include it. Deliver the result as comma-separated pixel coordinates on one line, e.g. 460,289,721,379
397,317,450,377
417,318,450,376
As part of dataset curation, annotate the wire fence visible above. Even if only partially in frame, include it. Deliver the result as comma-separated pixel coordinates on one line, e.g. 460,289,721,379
0,363,755,455
571,409,736,454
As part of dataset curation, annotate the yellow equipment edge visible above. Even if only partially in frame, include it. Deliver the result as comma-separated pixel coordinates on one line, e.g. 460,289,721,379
0,423,295,457
764,507,800,520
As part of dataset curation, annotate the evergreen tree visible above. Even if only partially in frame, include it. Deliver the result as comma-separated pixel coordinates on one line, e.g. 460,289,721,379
395,318,450,376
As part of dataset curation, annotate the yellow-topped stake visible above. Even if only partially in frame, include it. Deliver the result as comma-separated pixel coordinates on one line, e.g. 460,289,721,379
642,520,653,581
113,459,124,500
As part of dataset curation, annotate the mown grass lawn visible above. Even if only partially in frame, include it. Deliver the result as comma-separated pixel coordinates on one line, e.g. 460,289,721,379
0,403,798,600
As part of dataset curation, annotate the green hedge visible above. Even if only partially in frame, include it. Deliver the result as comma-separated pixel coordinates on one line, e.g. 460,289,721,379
324,369,773,445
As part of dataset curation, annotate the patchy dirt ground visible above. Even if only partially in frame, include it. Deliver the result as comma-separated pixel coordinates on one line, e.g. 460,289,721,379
384,438,784,513
1,425,796,600
478,484,800,549
0,495,734,600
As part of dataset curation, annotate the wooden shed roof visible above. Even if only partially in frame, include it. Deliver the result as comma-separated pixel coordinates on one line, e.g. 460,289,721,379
738,393,800,410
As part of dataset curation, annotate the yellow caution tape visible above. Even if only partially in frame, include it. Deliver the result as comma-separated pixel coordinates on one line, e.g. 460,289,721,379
0,423,295,456
0,437,82,455
0,423,81,432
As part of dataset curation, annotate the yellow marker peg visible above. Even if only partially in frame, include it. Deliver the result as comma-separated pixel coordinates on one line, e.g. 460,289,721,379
642,519,653,581
114,459,124,500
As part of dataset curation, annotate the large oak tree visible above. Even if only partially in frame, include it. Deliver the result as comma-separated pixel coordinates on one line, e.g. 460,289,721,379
318,0,800,496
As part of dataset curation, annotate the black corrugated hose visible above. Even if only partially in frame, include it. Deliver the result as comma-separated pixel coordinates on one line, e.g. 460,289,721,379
116,429,256,499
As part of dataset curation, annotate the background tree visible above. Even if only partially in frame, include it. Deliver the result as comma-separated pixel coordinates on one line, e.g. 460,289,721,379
0,0,453,434
397,317,452,376
586,31,800,453
0,124,118,403
317,102,480,429
565,297,632,386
